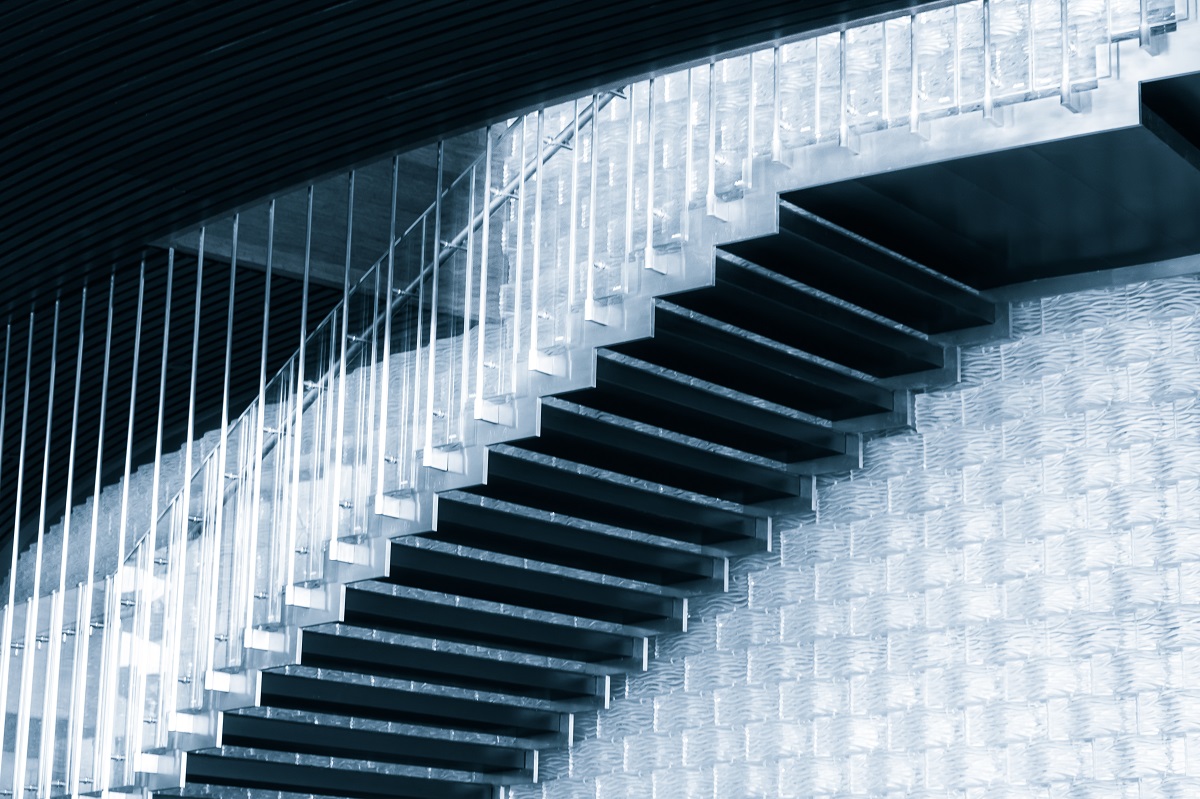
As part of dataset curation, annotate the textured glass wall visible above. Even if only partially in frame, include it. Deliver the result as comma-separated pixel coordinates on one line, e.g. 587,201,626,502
517,274,1200,798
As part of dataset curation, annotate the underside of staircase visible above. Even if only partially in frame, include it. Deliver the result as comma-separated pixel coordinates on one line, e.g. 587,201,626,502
165,199,1006,799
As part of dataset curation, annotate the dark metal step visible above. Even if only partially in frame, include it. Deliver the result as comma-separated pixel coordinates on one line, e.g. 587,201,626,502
564,351,857,467
429,491,727,589
258,671,569,741
386,543,686,631
299,628,606,703
673,254,947,378
342,587,645,669
184,752,496,799
722,202,996,334
474,444,767,552
220,713,535,776
517,398,803,504
614,301,899,421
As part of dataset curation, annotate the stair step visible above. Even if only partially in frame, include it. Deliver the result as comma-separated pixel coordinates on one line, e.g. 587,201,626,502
430,492,727,589
184,751,496,799
299,627,607,702
674,254,948,378
614,301,900,421
258,671,569,741
342,586,645,668
220,713,536,776
519,397,803,504
722,202,995,334
474,444,767,552
386,543,686,631
566,350,858,466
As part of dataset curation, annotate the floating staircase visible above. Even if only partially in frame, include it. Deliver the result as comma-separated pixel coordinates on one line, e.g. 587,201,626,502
171,200,1005,798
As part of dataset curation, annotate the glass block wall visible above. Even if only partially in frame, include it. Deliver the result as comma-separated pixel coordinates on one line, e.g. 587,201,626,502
517,274,1200,798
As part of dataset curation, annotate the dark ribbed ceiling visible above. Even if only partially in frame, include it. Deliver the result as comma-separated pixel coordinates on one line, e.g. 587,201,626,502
0,0,938,309
0,0,946,566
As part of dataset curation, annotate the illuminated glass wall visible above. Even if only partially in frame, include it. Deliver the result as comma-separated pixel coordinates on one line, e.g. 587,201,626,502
520,274,1200,798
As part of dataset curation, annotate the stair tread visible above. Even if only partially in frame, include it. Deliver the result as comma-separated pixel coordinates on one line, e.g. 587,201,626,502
220,713,534,774
342,586,644,666
676,253,948,377
386,542,685,628
431,491,727,587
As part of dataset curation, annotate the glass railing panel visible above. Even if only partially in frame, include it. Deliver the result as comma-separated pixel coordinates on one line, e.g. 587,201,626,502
477,125,519,414
250,369,292,629
590,93,632,312
778,38,817,149
428,158,474,450
845,22,886,137
2,601,28,796
73,576,110,794
712,55,752,205
751,50,775,161
816,32,843,142
883,15,913,126
1031,0,1065,94
531,103,577,364
956,1,986,112
914,6,959,120
651,71,689,254
1067,0,1112,92
174,463,216,715
45,584,79,795
990,0,1034,105
340,262,384,534
380,218,426,495
23,584,54,796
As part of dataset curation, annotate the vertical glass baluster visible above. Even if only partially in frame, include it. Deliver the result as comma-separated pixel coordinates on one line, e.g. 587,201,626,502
652,71,688,254
1032,0,1065,94
377,156,400,504
425,144,449,460
846,23,887,137
990,0,1033,106
71,272,113,794
137,246,174,769
388,215,423,493
430,147,473,449
476,129,501,416
289,189,314,593
1066,0,1109,97
247,200,274,636
710,55,748,197
211,214,240,674
511,115,532,394
333,172,355,524
0,318,14,798
568,100,584,316
3,601,29,795
817,33,843,142
461,159,483,434
884,15,913,127
751,49,775,164
19,299,60,799
914,6,959,120
532,103,575,364
957,1,987,113
627,83,649,277
778,39,817,151
42,285,89,796
408,215,429,487
97,259,141,791
592,91,630,316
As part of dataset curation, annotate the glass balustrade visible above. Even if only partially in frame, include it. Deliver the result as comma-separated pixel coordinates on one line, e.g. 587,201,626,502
0,0,1195,795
